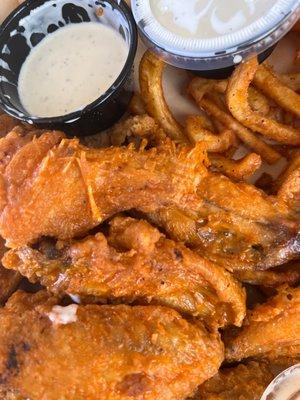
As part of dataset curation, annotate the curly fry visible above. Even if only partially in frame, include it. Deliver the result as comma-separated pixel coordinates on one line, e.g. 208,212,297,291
253,63,300,116
275,150,300,191
188,82,281,164
128,93,146,115
280,73,300,92
139,50,187,143
192,113,215,131
209,153,262,181
226,58,300,145
185,115,235,152
189,78,270,115
277,153,300,213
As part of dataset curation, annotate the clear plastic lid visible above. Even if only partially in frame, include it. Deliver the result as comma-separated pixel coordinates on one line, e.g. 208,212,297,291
260,364,300,400
132,0,300,70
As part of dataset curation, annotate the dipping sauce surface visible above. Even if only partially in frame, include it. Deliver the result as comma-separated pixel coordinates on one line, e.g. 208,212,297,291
18,22,128,117
150,0,278,38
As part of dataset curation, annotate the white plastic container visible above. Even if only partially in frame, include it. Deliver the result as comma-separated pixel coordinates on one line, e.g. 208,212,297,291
132,0,300,77
260,364,300,400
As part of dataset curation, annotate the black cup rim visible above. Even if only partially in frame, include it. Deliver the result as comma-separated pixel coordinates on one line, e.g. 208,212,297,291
0,0,138,124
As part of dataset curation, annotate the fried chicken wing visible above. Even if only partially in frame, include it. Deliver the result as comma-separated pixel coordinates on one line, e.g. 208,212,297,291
225,286,300,363
2,216,246,328
191,361,274,400
0,130,298,276
0,129,207,247
0,291,224,400
0,267,20,305
0,238,20,304
145,204,300,284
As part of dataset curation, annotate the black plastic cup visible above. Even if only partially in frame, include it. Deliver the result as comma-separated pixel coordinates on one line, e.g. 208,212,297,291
0,0,138,136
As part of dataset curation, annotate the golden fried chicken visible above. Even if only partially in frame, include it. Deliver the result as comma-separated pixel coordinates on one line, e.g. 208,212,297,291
0,130,298,277
0,238,20,304
225,286,300,363
0,129,207,247
0,267,20,305
191,362,274,400
3,216,246,328
0,291,224,400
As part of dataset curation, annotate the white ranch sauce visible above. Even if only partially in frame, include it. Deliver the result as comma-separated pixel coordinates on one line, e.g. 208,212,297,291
150,0,277,38
18,22,128,117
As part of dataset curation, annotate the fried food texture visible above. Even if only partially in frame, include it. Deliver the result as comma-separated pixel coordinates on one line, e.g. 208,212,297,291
0,129,208,247
0,238,20,304
225,286,300,363
1,124,299,279
139,50,187,143
0,291,224,400
188,79,281,164
2,216,246,328
226,58,300,145
146,166,300,275
191,361,274,400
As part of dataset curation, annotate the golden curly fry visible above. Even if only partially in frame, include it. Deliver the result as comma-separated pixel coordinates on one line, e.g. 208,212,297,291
226,58,300,145
2,216,246,328
280,73,300,92
225,286,300,363
0,291,224,400
139,50,187,143
253,63,300,117
209,153,262,181
188,80,281,164
192,361,274,400
190,78,270,116
128,93,146,115
274,150,300,193
185,115,235,152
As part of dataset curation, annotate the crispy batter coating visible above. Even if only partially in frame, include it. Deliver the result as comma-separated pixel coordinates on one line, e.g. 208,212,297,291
191,362,274,400
0,238,20,304
225,286,300,363
0,291,224,400
2,216,246,328
0,130,298,276
0,130,207,247
146,195,300,280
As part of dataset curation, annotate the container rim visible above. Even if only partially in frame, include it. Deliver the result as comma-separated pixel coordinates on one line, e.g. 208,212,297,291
132,0,300,58
0,0,138,124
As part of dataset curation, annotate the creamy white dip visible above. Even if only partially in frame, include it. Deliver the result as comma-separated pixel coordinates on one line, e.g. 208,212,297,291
18,22,128,117
150,0,278,38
